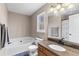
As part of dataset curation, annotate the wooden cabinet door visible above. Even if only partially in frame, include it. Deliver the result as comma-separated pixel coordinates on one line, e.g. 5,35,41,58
38,44,57,56
38,50,46,56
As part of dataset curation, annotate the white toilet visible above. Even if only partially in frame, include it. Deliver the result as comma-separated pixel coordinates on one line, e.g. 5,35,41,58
28,37,43,56
28,45,38,56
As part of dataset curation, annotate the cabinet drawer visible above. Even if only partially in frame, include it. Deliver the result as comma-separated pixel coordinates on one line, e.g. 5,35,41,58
43,48,56,56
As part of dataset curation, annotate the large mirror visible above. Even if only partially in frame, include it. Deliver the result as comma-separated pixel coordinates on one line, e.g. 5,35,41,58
47,3,79,45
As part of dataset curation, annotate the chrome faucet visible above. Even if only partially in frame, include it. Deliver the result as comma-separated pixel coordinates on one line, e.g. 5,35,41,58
58,38,64,45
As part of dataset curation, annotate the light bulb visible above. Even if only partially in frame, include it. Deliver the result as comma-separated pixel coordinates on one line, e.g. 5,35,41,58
54,8,58,14
50,7,54,12
56,4,61,10
60,8,65,12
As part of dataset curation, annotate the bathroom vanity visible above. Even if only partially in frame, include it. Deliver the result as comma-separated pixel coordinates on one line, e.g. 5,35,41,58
38,38,79,56
37,5,79,56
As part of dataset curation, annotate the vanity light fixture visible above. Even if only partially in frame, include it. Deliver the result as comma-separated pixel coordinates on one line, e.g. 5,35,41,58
49,3,74,14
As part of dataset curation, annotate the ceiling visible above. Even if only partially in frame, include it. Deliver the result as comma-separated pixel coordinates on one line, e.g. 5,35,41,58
6,3,79,16
6,3,45,16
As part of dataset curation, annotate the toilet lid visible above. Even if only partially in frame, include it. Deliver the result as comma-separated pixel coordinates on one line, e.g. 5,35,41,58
28,45,38,50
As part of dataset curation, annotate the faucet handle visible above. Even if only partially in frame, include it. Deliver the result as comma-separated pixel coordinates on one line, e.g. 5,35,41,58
58,38,64,45
61,38,64,40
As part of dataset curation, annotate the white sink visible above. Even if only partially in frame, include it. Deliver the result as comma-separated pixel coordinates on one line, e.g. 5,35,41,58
48,44,66,51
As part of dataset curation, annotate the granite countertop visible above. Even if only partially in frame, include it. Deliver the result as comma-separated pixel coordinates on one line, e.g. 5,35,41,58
38,40,79,56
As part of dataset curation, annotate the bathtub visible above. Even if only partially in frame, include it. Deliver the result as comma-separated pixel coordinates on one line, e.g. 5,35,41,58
0,37,36,56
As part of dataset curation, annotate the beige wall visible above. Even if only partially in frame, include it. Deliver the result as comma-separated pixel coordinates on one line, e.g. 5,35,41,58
8,12,31,39
0,3,8,26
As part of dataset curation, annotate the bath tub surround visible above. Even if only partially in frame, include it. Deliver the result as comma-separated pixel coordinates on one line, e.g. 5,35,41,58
0,37,36,56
